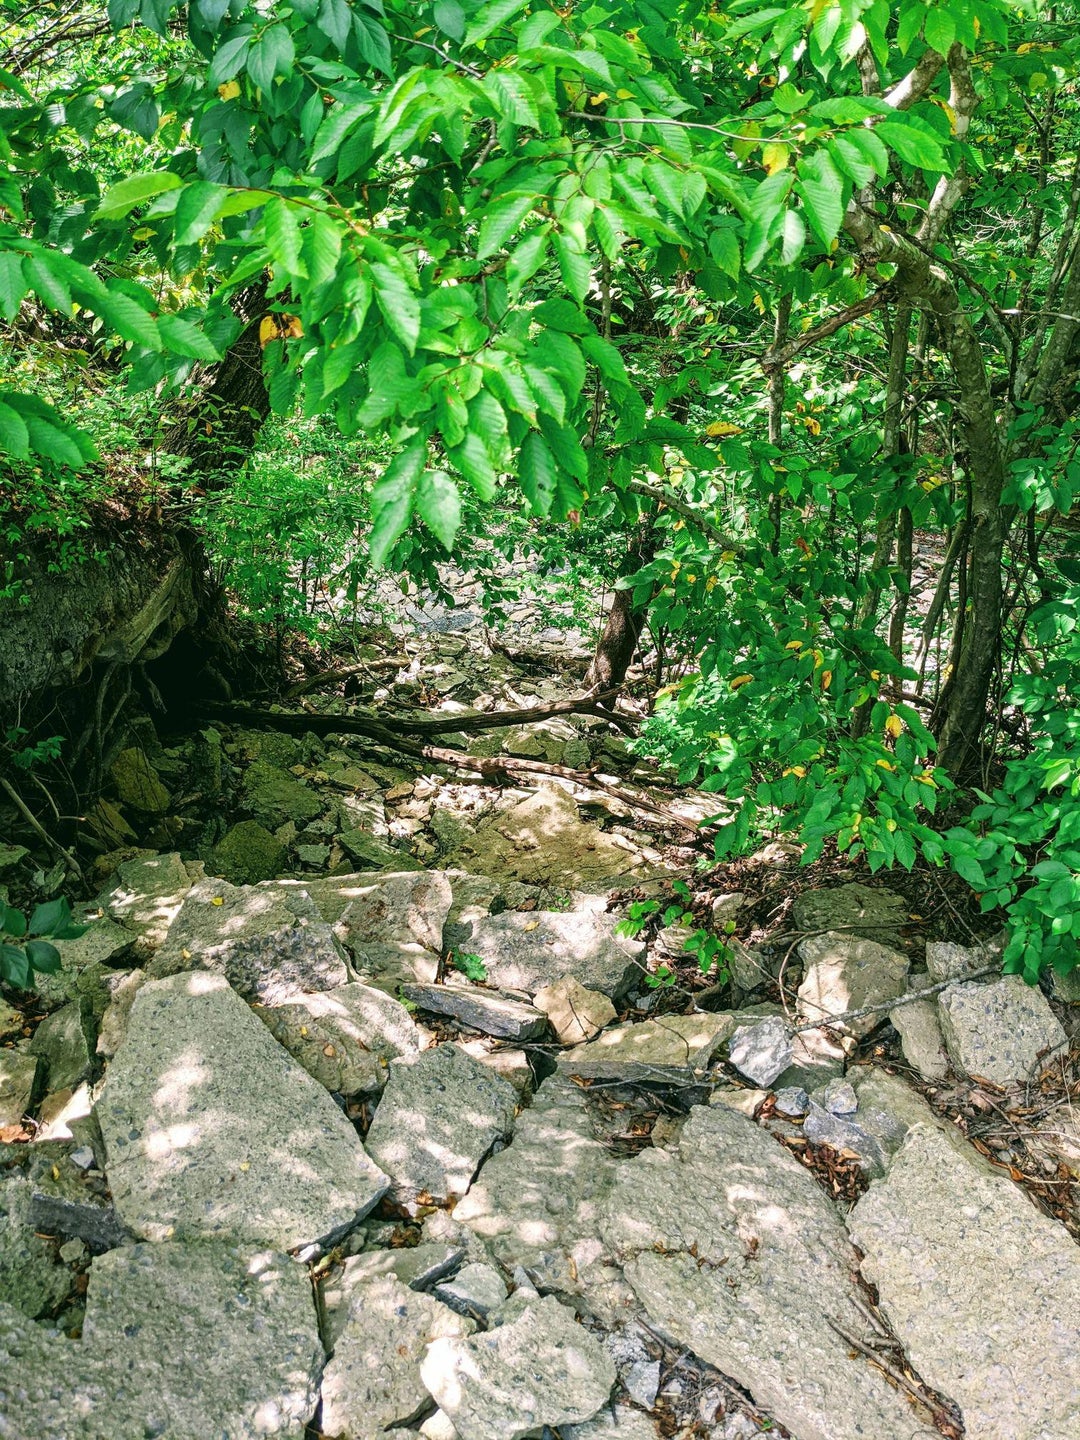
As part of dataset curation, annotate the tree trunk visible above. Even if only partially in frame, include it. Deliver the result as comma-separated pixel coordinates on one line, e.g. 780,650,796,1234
584,528,657,698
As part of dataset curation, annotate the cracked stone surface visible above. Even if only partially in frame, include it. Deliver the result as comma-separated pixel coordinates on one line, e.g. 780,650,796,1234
321,1274,474,1438
259,981,427,1095
937,975,1067,1085
149,878,348,1004
333,870,453,986
797,931,909,1037
599,1103,927,1440
421,1293,616,1440
320,1243,465,1346
0,1241,321,1439
533,976,617,1044
726,1014,793,1086
100,851,194,957
364,1043,518,1204
97,972,388,1250
466,909,644,1000
454,1076,621,1302
850,1123,1080,1440
791,883,909,939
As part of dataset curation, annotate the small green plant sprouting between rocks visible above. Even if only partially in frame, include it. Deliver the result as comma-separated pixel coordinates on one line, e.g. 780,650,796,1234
451,950,488,984
617,881,733,990
0,897,85,990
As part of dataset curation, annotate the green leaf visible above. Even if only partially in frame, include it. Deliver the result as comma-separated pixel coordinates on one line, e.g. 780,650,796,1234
28,898,69,935
263,196,307,280
96,171,181,220
828,134,878,188
24,254,71,314
247,22,294,91
0,251,28,321
519,430,556,514
796,149,845,247
96,290,162,348
434,0,466,41
3,906,27,938
0,944,31,990
354,10,392,74
780,207,805,265
174,181,225,247
207,29,253,86
489,70,541,129
464,0,529,46
449,432,498,500
923,6,956,54
875,120,949,172
24,415,86,468
506,226,551,298
554,235,590,304
476,193,536,262
0,400,30,459
370,261,421,354
26,940,62,974
157,313,221,360
317,0,351,49
416,469,462,550
370,438,426,566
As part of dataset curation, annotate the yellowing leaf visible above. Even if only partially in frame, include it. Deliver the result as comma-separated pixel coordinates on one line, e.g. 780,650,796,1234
720,550,737,562
217,80,241,100
870,669,881,680
322,1043,337,1057
876,758,895,770
616,88,634,99
783,765,807,778
762,141,789,175
239,1161,250,1171
885,714,903,739
803,415,821,436
730,673,754,690
812,649,824,668
181,948,192,961
211,896,224,906
705,575,718,591
785,639,803,650
820,669,832,690
589,92,609,105
916,772,937,787
706,421,743,437
523,919,540,931
259,316,279,348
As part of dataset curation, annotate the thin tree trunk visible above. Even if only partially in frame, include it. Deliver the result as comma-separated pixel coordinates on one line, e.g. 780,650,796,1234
766,293,791,556
584,527,657,699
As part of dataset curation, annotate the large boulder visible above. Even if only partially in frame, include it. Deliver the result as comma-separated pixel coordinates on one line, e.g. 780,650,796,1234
207,820,286,886
797,931,909,1036
466,909,644,1001
792,883,909,940
259,982,427,1095
557,1012,737,1082
96,972,388,1251
333,870,452,987
100,851,194,957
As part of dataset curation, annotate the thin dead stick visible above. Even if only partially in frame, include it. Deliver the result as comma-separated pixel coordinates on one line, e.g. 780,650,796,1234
0,775,84,886
794,964,1000,1033
824,1318,954,1437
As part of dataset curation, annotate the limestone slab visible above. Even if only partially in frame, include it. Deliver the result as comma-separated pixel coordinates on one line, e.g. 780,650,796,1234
850,1123,1080,1440
333,870,452,986
938,975,1067,1085
558,1012,736,1082
149,878,348,1003
792,883,908,939
402,982,549,1040
260,981,426,1095
726,1014,793,1086
533,976,616,1044
0,1050,38,1126
0,1239,322,1439
321,1275,474,1437
467,909,644,1000
421,1293,615,1440
97,972,388,1250
101,850,193,956
321,1243,465,1345
600,1104,930,1440
797,931,908,1036
365,1043,518,1204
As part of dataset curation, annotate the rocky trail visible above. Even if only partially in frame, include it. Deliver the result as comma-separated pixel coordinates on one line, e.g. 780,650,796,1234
2,608,1080,1440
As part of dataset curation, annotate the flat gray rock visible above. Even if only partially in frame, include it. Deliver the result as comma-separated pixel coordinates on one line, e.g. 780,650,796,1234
938,975,1067,1085
726,1014,793,1086
797,931,909,1036
421,1293,616,1440
792,883,908,938
365,1043,518,1204
402,982,549,1040
149,878,348,1003
466,909,644,1000
0,1240,321,1438
433,1261,507,1318
454,1076,622,1306
890,985,949,1080
599,1104,929,1440
321,1275,474,1438
334,870,452,986
260,981,427,1095
558,1012,736,1082
97,972,388,1250
925,935,1002,983
850,1124,1080,1440
0,1176,72,1318
320,1243,465,1346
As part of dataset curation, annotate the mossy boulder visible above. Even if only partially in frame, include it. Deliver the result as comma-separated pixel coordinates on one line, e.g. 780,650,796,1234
208,820,287,886
110,748,170,814
241,761,322,829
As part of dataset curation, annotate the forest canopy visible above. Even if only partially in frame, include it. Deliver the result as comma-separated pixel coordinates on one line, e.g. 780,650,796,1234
4,0,1080,984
